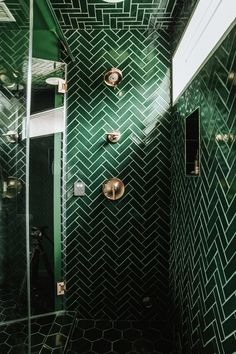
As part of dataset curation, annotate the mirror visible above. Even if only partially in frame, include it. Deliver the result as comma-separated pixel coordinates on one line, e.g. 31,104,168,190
29,58,66,315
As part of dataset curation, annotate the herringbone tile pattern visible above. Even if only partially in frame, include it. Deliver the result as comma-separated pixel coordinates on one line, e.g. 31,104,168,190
50,0,184,30
170,26,236,354
64,28,172,330
0,0,29,30
0,29,29,321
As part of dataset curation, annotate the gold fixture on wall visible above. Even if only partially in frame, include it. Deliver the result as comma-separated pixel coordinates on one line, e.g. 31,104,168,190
45,77,68,93
104,68,123,87
103,178,125,200
106,131,121,143
3,177,23,199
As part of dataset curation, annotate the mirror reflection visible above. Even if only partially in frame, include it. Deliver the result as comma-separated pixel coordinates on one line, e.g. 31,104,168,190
0,0,67,325
29,57,66,315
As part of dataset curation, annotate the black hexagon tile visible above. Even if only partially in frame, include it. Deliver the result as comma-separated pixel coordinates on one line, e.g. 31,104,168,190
67,319,176,354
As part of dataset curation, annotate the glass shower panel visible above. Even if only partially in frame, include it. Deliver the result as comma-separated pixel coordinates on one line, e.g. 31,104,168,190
29,58,66,316
0,0,30,328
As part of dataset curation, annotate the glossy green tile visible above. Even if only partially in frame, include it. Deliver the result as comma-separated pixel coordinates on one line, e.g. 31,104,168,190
64,29,172,331
171,26,236,354
50,0,184,30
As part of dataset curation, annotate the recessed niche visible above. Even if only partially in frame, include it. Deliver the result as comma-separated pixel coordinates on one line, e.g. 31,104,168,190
185,108,200,176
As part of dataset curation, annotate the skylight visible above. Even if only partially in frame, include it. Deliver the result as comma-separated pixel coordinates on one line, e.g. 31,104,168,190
172,0,236,103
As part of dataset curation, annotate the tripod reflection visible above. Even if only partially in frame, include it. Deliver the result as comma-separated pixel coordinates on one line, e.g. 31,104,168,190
16,226,54,312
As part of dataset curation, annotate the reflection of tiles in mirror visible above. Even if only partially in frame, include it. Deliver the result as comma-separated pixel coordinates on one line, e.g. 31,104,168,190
0,284,54,323
36,311,76,353
0,287,26,323
0,320,28,353
31,58,65,88
0,311,76,353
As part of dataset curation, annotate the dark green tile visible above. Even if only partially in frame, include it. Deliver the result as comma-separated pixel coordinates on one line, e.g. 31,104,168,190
171,26,236,354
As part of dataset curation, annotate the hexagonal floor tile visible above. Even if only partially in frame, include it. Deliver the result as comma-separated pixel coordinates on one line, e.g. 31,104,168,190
44,333,67,349
30,333,45,347
104,329,122,341
84,328,103,341
113,339,132,353
0,343,11,353
114,321,131,330
71,337,92,353
92,338,111,353
95,320,112,330
142,328,161,342
123,329,141,341
134,339,154,353
77,320,94,330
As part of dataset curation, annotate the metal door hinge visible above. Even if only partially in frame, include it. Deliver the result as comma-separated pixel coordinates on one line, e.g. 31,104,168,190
58,79,67,93
57,281,66,295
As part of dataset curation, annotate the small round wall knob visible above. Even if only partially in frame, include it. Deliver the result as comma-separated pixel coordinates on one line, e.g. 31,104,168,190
102,178,125,200
104,68,123,87
106,131,121,143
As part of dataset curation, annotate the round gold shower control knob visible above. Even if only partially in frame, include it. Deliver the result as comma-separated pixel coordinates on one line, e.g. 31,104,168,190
106,131,121,143
104,68,123,87
102,178,125,200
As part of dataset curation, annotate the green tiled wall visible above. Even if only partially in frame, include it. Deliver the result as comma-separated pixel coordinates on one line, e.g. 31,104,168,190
170,27,236,353
51,0,182,30
65,29,172,326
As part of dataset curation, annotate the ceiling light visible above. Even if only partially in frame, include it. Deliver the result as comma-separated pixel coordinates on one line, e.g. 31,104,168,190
45,77,60,85
103,0,124,3
0,1,16,22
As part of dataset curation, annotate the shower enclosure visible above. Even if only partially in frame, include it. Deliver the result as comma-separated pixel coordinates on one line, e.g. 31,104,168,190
0,0,30,326
29,57,66,316
0,0,69,352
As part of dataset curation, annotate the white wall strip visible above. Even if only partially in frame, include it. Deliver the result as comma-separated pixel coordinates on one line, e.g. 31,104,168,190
172,0,236,103
30,107,64,138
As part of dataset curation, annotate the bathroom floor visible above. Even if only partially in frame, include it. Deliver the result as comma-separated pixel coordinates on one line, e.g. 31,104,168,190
0,283,53,324
0,311,76,353
67,319,175,354
0,287,26,322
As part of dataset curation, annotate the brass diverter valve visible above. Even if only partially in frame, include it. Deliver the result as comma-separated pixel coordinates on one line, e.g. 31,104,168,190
104,68,123,87
102,178,125,200
106,131,121,143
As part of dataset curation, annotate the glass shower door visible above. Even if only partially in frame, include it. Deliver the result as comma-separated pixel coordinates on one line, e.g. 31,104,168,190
0,0,31,352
